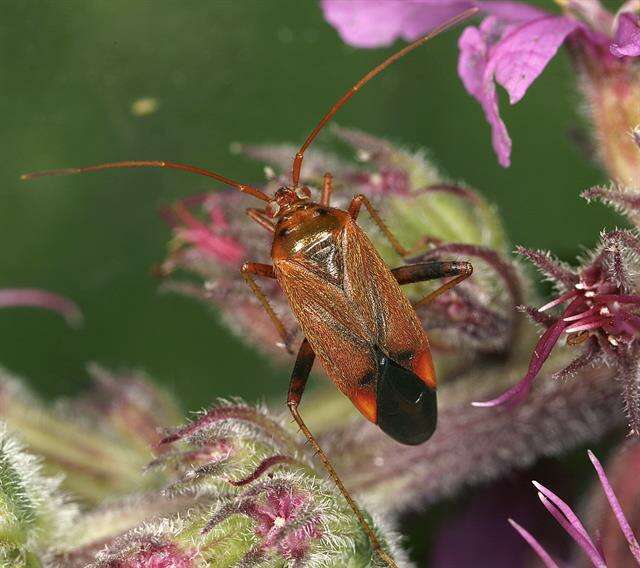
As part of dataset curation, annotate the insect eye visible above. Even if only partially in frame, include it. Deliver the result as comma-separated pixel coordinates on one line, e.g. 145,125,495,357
295,186,311,200
266,201,280,218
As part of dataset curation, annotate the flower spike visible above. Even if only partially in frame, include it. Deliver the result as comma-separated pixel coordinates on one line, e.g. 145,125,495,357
0,288,82,327
588,450,640,563
476,230,640,418
511,451,640,567
507,519,560,568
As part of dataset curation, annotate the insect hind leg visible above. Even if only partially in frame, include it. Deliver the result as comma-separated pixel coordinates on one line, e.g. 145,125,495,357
392,261,473,308
287,339,398,568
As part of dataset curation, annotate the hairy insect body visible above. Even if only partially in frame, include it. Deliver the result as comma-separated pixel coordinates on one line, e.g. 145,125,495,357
273,203,438,445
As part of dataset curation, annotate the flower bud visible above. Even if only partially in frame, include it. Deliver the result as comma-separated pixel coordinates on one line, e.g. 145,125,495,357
0,423,77,566
0,366,180,503
570,41,640,187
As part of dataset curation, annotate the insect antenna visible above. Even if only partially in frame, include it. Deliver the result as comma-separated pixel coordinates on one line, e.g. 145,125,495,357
21,160,271,202
291,7,478,186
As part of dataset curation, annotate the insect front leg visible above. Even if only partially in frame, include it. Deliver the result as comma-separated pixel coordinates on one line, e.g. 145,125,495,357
286,339,398,568
246,208,275,233
392,260,473,308
321,172,333,206
240,262,294,353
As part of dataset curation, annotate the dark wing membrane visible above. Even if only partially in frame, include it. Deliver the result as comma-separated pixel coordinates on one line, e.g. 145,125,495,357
341,219,428,363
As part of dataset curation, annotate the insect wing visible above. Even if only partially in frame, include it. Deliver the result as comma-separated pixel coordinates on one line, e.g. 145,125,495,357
274,257,378,415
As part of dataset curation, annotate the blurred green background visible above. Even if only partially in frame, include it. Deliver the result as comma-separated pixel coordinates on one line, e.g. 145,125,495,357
0,1,619,410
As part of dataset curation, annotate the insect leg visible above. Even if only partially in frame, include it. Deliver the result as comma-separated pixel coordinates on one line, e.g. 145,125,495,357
321,172,333,206
241,262,293,353
246,208,275,233
392,261,473,308
348,193,413,257
287,339,397,568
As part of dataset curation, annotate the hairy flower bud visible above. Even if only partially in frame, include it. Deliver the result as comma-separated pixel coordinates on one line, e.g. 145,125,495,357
55,401,407,567
0,366,180,503
0,360,625,566
569,38,640,188
0,424,77,566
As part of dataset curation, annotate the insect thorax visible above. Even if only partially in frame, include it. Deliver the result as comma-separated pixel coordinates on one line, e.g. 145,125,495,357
271,204,349,282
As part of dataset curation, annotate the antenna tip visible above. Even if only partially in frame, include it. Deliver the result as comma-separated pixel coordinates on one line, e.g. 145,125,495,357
20,168,80,180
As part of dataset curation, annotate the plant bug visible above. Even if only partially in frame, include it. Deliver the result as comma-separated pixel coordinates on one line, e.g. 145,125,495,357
23,9,476,566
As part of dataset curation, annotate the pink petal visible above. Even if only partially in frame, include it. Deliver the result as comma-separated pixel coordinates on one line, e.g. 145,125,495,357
508,519,560,568
458,18,492,101
611,12,640,57
537,493,606,567
458,17,513,167
178,227,245,265
321,0,545,49
538,289,579,312
479,1,547,22
172,200,245,266
321,0,474,48
472,318,567,407
588,450,640,563
0,288,83,327
491,16,581,105
458,14,580,167
532,480,592,544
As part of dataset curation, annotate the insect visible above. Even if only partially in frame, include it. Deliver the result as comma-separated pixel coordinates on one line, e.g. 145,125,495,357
23,9,475,567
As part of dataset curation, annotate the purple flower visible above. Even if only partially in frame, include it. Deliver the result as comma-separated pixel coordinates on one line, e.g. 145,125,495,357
203,484,324,564
321,0,640,166
161,195,246,269
611,11,640,57
156,403,330,566
510,451,640,567
473,231,640,414
93,536,200,568
472,180,640,420
0,287,82,327
322,0,477,48
458,13,580,167
230,484,322,561
102,540,197,568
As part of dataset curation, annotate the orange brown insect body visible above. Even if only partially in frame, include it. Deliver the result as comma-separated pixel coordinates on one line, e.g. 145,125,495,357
23,9,476,567
270,192,440,444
